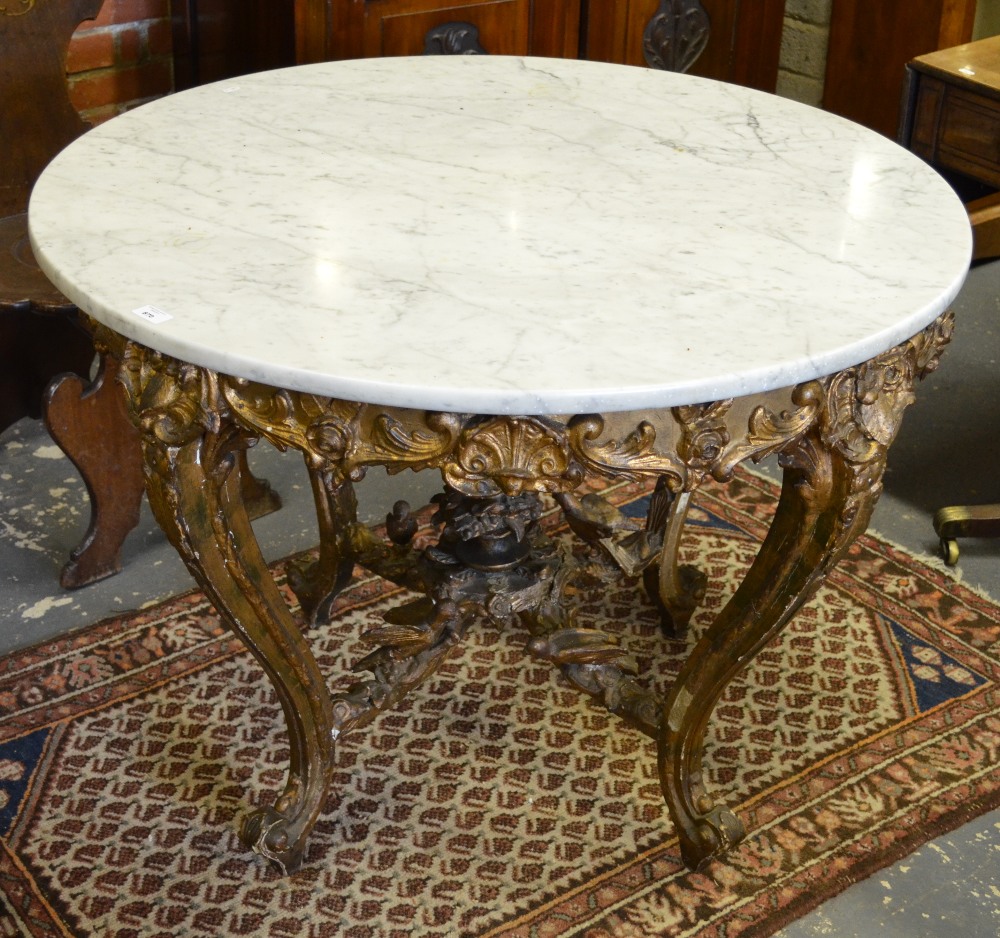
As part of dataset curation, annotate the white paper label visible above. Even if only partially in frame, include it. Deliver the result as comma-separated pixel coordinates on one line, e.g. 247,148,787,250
132,305,173,324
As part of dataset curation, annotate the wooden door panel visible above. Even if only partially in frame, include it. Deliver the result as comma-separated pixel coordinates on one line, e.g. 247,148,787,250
296,0,578,61
173,0,295,89
294,0,780,88
531,0,582,56
583,0,786,91
823,0,977,137
375,0,530,57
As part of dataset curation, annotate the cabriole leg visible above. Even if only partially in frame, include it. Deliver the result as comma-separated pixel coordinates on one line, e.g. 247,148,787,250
142,428,335,874
659,432,884,869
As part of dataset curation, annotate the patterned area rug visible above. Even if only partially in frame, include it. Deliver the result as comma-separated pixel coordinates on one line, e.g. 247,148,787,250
2,469,999,937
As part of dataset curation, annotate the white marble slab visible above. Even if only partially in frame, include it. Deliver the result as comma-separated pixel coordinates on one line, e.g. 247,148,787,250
30,56,971,414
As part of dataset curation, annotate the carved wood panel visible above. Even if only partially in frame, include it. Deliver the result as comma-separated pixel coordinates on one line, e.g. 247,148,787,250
295,0,580,62
293,0,784,90
583,0,787,90
173,1,787,93
380,1,529,57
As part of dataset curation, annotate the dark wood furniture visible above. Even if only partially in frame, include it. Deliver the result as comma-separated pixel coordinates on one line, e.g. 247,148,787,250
3,0,280,588
902,34,1000,260
0,0,149,588
900,34,1000,563
297,0,580,60
173,1,787,93
171,0,296,91
824,0,977,138
583,0,786,91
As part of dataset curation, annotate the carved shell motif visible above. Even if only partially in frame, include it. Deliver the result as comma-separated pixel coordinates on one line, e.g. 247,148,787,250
444,416,584,497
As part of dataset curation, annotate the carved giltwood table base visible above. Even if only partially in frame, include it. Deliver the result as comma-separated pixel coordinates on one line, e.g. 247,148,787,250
100,313,953,874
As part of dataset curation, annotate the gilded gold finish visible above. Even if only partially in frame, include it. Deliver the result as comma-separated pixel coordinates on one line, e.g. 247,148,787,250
0,1,37,16
106,312,953,874
444,415,584,497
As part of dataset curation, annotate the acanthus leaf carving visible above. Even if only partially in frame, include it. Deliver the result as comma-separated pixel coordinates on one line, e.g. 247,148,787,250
118,340,224,446
711,381,824,481
568,414,686,489
819,315,954,465
222,381,363,469
776,312,955,537
365,411,463,472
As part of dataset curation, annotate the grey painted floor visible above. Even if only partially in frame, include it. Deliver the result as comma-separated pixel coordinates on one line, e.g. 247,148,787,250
3,261,1000,933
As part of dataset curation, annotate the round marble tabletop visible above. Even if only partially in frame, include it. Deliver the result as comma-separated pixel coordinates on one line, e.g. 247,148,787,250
30,56,971,414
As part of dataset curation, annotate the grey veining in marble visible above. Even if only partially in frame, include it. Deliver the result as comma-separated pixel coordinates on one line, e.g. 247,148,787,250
29,56,972,414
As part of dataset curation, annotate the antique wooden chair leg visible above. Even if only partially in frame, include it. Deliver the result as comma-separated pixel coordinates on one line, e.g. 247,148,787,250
0,306,95,433
643,478,706,638
44,353,145,588
659,433,883,869
44,352,281,588
142,426,335,874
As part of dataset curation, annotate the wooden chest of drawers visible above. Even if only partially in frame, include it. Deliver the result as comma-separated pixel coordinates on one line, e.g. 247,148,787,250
901,34,1000,259
903,34,1000,190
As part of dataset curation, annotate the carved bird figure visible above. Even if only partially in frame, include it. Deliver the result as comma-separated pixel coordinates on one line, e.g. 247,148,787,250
555,492,639,544
386,500,418,545
527,628,638,672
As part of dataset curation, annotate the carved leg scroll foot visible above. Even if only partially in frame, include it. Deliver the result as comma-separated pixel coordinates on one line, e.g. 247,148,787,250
659,434,884,869
142,428,335,874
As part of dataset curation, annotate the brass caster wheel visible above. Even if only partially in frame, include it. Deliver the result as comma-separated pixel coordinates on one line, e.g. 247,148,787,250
940,538,959,566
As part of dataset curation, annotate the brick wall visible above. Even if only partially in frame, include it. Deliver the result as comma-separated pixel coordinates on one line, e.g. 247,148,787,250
66,0,174,125
776,0,833,107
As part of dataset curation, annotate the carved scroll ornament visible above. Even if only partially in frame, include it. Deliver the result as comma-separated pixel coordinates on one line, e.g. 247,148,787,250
109,326,585,499
102,310,954,876
569,313,955,493
423,22,487,55
109,310,954,504
643,0,711,73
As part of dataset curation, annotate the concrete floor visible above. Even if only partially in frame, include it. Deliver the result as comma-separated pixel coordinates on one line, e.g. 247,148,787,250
2,261,1000,934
